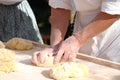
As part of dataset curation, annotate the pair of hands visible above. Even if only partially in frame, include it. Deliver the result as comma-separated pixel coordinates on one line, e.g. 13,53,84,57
32,35,81,65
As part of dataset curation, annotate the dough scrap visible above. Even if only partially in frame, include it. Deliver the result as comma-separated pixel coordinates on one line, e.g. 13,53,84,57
49,62,89,80
0,48,16,73
6,37,33,50
0,41,5,48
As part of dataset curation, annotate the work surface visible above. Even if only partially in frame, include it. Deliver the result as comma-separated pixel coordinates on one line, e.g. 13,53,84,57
0,46,120,80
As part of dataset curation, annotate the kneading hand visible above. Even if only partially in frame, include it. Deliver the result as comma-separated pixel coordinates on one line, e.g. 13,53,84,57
32,47,54,66
54,35,81,63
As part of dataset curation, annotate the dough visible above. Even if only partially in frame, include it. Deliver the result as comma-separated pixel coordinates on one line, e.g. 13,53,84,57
0,48,16,73
0,41,5,48
49,62,89,80
37,55,54,67
6,37,33,50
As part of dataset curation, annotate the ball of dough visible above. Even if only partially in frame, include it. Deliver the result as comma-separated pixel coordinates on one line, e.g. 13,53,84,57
37,55,54,67
6,37,33,50
49,62,89,80
0,48,16,73
0,41,5,48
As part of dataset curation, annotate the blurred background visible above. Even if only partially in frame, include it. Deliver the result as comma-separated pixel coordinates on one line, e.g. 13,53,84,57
28,0,51,44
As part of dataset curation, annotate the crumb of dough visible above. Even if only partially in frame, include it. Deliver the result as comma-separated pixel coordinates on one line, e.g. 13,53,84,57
37,55,54,67
49,62,89,80
6,37,33,50
0,41,5,48
0,48,16,73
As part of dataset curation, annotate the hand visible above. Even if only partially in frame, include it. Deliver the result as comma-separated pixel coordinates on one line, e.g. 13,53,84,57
32,47,54,66
54,35,81,63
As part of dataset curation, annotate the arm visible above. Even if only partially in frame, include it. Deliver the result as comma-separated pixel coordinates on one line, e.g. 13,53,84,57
73,12,120,45
31,8,70,65
54,12,120,63
50,8,70,49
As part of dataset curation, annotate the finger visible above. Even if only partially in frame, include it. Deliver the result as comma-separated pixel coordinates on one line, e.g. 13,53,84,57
48,51,54,57
32,51,39,65
37,55,44,64
38,52,47,63
68,54,74,62
45,48,54,57
61,52,69,62
68,53,77,62
54,49,64,64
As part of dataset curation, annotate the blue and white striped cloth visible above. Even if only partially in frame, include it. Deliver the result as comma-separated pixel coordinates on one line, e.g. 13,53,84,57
0,0,43,44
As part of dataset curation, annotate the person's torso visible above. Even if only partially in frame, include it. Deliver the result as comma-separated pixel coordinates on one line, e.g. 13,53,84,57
71,0,102,12
72,0,120,63
73,0,102,32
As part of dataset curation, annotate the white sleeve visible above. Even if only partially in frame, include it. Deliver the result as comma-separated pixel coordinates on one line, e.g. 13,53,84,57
49,0,73,10
101,0,120,15
0,0,23,5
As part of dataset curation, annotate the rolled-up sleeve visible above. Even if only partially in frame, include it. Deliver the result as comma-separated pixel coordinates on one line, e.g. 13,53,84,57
101,0,120,15
49,0,73,10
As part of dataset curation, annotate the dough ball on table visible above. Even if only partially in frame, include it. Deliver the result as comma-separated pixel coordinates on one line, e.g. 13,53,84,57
0,48,16,73
6,37,33,50
49,62,89,80
0,41,5,48
37,55,54,67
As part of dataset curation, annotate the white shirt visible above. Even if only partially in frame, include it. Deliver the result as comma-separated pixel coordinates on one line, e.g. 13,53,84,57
49,0,120,62
0,0,23,5
49,0,120,26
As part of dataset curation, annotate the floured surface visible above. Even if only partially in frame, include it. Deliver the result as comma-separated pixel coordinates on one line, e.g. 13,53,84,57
0,46,53,80
76,59,120,80
0,46,120,80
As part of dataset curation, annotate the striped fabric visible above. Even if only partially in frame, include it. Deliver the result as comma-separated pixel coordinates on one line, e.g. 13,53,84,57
0,0,43,44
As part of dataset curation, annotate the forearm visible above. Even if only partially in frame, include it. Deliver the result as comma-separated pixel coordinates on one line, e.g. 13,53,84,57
73,12,120,46
50,8,70,48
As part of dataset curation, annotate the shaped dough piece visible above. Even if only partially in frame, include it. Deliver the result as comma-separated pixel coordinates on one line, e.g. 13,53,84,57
6,37,33,50
0,48,16,73
0,41,5,48
37,55,54,67
49,62,89,80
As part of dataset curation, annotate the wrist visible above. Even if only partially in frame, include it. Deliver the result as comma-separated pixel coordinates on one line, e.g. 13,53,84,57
50,44,60,52
72,33,82,45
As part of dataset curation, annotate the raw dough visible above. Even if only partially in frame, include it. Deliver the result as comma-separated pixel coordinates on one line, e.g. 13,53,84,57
37,55,54,67
0,41,5,48
49,62,89,80
0,48,16,73
6,37,33,50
